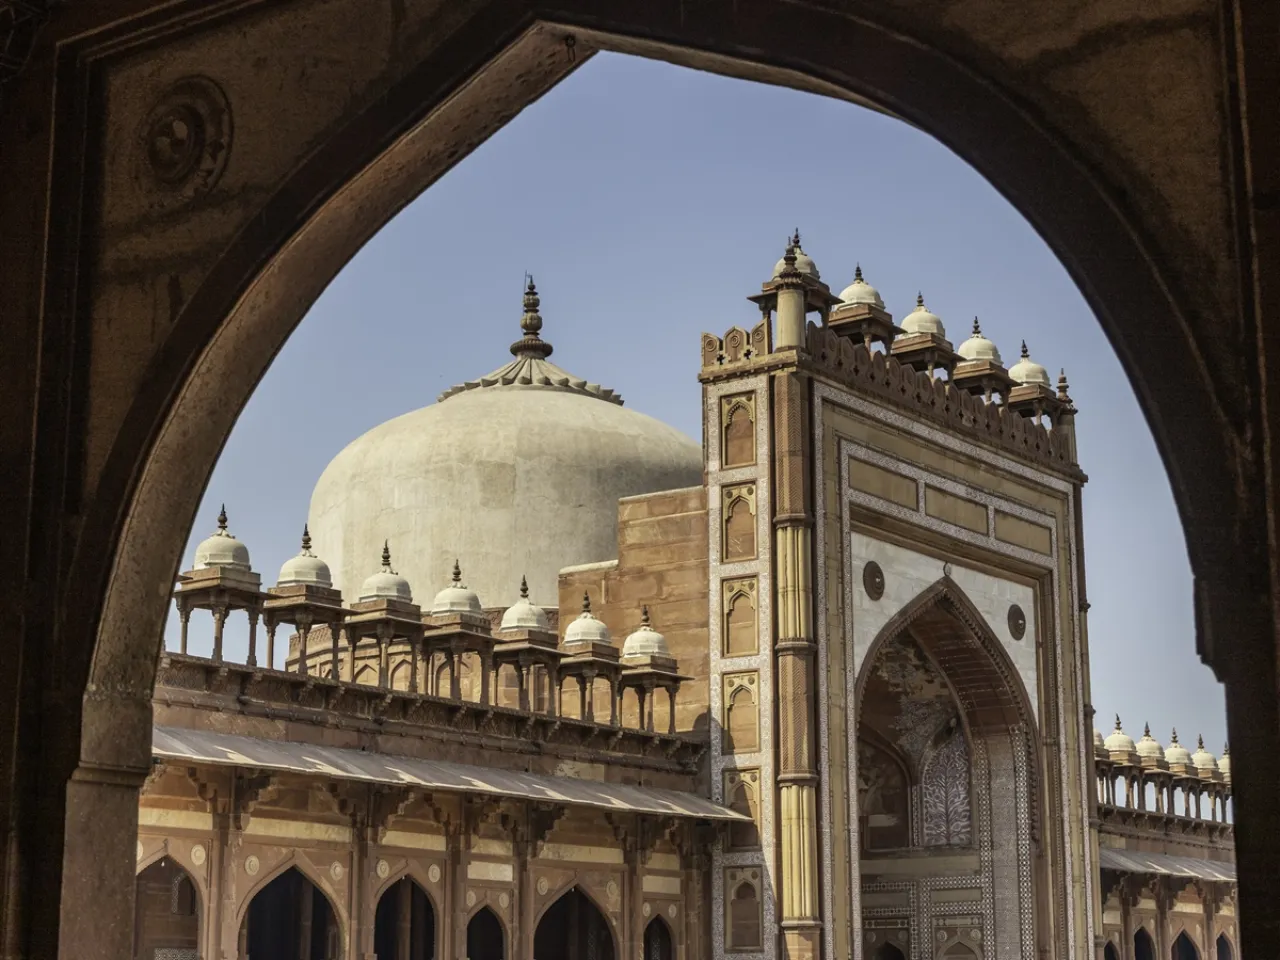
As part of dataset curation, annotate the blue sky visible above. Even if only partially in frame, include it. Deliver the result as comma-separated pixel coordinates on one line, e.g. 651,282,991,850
170,53,1226,758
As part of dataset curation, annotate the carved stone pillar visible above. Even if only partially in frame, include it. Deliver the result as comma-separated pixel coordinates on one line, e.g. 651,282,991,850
211,601,227,662
771,371,821,957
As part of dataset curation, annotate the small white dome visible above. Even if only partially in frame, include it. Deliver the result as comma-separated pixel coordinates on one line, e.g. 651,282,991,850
1218,745,1230,781
838,265,884,308
1165,729,1192,766
957,317,1003,364
564,593,611,646
1008,341,1052,387
1093,730,1105,750
193,506,252,571
359,542,413,602
431,561,482,615
500,576,550,632
622,607,671,660
1190,735,1218,775
1136,724,1164,762
900,293,946,338
1103,716,1136,754
772,231,820,280
277,526,332,588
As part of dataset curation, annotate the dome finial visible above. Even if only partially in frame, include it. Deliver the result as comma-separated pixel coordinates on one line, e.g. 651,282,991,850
1171,727,1179,744
1144,721,1151,737
217,504,228,531
452,559,462,586
641,604,651,627
1021,340,1030,359
381,540,392,570
300,524,313,554
791,228,801,248
854,263,863,282
520,574,529,600
1057,368,1072,401
972,316,983,337
511,274,553,360
1198,733,1205,750
917,292,925,309
1114,714,1122,732
582,591,592,614
1223,742,1229,756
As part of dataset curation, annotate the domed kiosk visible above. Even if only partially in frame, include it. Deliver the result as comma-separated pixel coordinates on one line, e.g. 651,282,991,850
308,279,704,608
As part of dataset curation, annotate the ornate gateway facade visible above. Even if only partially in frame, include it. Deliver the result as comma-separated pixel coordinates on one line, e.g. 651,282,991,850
139,241,1236,960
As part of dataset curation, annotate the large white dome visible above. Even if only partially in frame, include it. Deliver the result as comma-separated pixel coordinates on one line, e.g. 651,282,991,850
308,280,703,607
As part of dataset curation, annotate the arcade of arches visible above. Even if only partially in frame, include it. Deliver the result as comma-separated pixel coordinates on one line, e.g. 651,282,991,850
2,0,1279,959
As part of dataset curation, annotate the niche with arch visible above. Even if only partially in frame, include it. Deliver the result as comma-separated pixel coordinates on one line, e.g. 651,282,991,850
721,394,757,468
1134,927,1156,960
722,578,759,658
134,857,200,960
1172,931,1200,960
643,916,674,960
722,673,760,754
721,485,757,562
724,769,761,849
1217,933,1234,960
724,868,762,952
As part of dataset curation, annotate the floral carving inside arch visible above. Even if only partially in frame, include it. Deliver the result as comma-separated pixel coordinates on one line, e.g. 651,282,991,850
921,727,973,846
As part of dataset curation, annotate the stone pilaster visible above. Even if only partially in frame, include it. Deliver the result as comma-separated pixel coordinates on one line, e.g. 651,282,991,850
771,371,821,958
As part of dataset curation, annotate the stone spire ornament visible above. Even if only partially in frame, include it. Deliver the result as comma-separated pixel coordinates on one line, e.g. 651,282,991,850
217,504,229,531
582,591,592,614
1021,339,1030,359
972,316,983,337
510,274,554,360
451,559,463,586
520,574,529,600
300,524,314,554
382,540,393,568
1144,722,1151,737
854,263,864,282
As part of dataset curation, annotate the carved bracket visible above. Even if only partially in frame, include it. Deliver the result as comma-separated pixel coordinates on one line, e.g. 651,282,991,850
233,772,279,831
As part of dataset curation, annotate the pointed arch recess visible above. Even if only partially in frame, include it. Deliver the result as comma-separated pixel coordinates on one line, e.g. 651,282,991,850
370,864,440,917
855,576,1035,737
534,880,620,945
233,855,348,935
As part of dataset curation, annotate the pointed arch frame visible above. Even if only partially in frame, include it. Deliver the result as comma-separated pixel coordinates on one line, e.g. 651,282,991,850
369,868,442,960
232,854,349,944
533,880,621,955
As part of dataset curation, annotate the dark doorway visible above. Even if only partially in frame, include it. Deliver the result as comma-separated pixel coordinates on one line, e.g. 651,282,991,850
241,867,340,960
466,907,504,960
643,917,673,960
871,942,906,960
134,857,200,960
1105,942,1121,960
1135,927,1156,960
1217,933,1234,960
373,878,435,960
534,888,615,960
1173,931,1200,960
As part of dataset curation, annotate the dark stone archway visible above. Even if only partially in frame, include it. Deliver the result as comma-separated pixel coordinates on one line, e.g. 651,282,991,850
0,1,1278,958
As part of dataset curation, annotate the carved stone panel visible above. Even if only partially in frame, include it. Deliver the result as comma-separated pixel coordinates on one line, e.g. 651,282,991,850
722,673,760,754
725,769,762,850
722,484,758,562
722,393,757,468
725,867,764,953
723,578,759,657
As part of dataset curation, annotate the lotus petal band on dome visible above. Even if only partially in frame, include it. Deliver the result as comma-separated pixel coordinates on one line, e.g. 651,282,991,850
438,277,622,405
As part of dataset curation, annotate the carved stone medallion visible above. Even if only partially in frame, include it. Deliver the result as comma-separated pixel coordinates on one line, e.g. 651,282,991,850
643,902,652,917
668,903,678,919
1008,604,1027,641
330,861,345,882
244,855,260,876
190,843,206,866
863,561,885,601
466,889,477,908
537,876,549,896
428,864,441,884
499,892,510,909
137,76,232,206
375,858,390,879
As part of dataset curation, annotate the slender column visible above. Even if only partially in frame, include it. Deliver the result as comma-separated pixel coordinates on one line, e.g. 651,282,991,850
409,637,420,694
211,602,227,663
346,632,358,681
480,651,493,706
516,663,528,712
296,615,311,677
378,625,391,689
550,666,561,717
177,601,191,655
580,673,593,721
246,608,260,668
609,675,619,726
397,877,412,960
331,622,343,681
772,371,821,957
265,617,278,671
668,685,678,735
448,651,461,700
